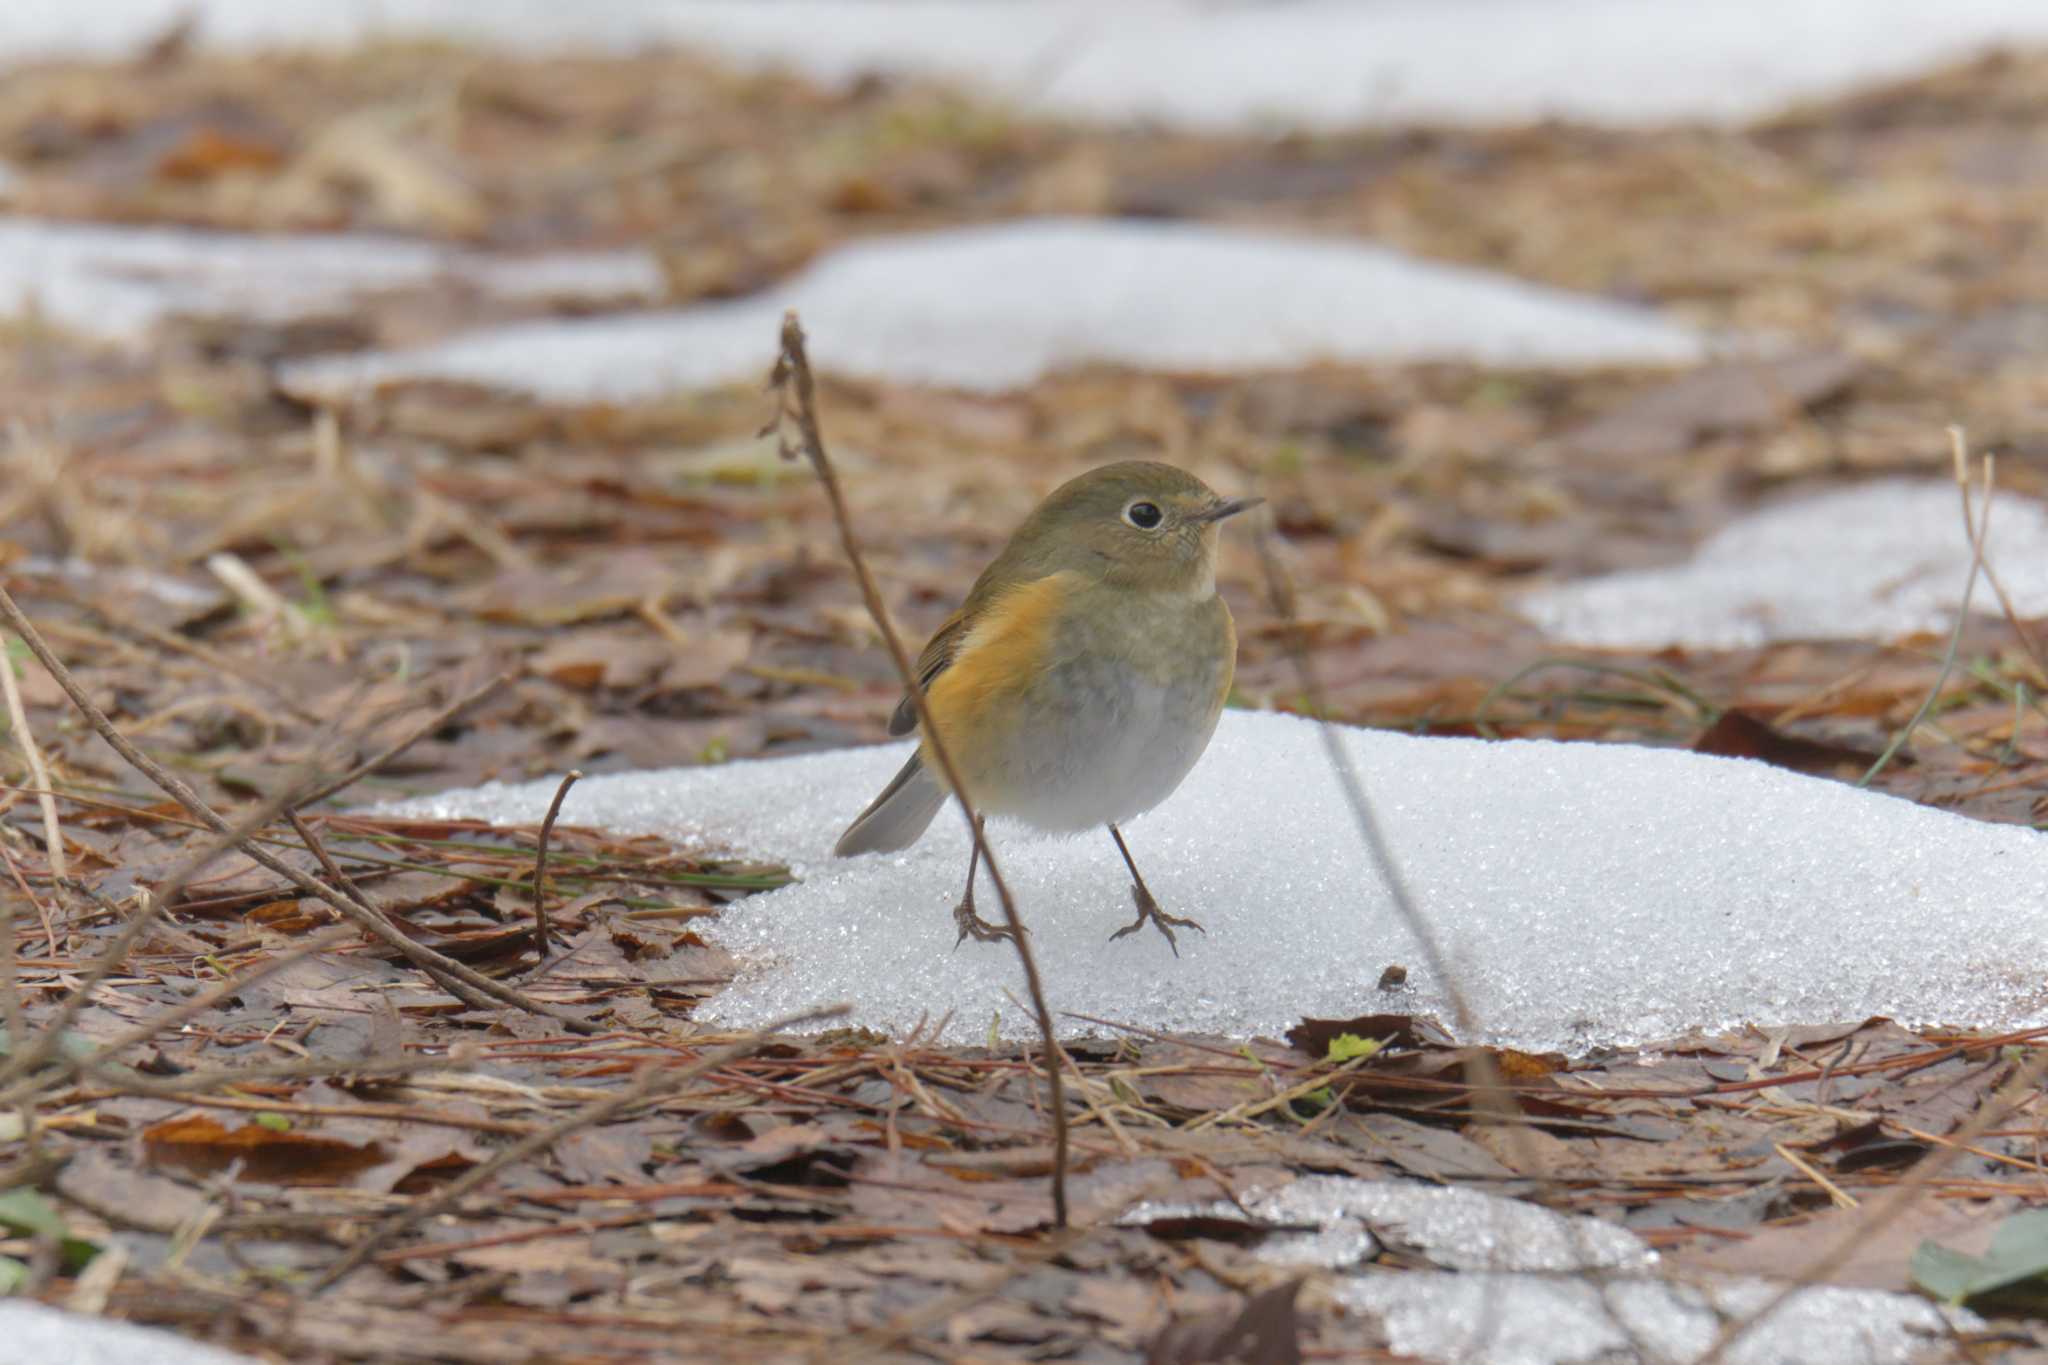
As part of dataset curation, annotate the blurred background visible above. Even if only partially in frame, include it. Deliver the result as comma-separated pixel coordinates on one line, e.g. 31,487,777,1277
4,8,2048,1360
2,0,2045,821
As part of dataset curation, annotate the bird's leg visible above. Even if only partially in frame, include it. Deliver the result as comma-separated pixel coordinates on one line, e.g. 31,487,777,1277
953,816,1019,946
1106,823,1204,955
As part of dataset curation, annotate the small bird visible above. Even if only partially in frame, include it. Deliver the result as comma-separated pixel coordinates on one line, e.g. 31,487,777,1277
834,461,1261,951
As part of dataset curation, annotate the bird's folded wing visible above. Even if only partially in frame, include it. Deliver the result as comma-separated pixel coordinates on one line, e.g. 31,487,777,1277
888,607,973,736
888,569,1082,736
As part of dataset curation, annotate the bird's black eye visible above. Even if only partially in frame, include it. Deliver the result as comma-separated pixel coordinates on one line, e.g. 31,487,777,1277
1124,500,1163,529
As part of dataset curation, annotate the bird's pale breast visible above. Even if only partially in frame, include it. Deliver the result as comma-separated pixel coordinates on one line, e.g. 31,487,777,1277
923,572,1233,831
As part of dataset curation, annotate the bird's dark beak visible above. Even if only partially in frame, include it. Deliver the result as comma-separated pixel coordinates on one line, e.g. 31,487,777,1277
1191,496,1264,524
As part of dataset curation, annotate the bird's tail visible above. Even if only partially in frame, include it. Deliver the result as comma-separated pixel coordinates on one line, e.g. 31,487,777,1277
834,751,947,856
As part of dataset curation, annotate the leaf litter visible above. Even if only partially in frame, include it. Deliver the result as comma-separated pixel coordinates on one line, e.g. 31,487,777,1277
0,31,2045,1364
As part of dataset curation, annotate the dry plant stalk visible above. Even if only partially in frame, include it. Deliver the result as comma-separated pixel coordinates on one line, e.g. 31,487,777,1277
0,634,65,882
1859,428,1995,787
308,1002,850,1292
1702,428,2022,1361
285,809,369,908
765,312,1070,1228
0,851,21,1059
528,768,583,958
1941,424,2048,687
0,585,594,1033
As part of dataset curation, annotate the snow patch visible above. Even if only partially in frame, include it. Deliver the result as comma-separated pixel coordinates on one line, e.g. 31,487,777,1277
379,709,2048,1054
0,216,663,344
1522,481,2048,649
284,218,1708,400
7,1,2048,130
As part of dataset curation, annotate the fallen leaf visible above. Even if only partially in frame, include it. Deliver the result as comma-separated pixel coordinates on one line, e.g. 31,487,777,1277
56,1147,210,1234
0,1188,101,1270
143,1113,390,1185
460,551,679,626
661,629,753,690
1147,1278,1304,1365
1673,1195,2014,1292
1915,1207,2048,1309
1286,1014,1448,1059
157,124,288,180
529,633,676,690
1692,709,1884,775
1563,351,1861,460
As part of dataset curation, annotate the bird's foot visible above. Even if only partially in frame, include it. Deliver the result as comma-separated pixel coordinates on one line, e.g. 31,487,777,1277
1109,883,1205,956
954,898,1023,948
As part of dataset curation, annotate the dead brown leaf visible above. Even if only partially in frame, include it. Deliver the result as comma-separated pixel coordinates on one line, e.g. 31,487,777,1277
142,1113,392,1186
1147,1277,1304,1365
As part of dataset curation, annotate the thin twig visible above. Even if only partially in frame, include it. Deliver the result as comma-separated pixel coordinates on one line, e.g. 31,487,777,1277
80,1050,479,1100
286,809,369,908
306,1002,849,1292
1773,1141,1859,1210
0,586,593,1033
767,312,1069,1228
1702,440,2026,1361
0,851,21,1060
1472,656,1714,740
1860,433,1993,787
529,769,582,958
0,634,65,881
0,839,53,965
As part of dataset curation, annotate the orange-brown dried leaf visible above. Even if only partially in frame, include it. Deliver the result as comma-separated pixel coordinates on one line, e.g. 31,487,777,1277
156,125,289,180
143,1113,390,1185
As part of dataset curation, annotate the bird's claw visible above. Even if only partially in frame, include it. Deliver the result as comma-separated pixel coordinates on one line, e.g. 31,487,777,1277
1109,883,1205,956
954,900,1023,948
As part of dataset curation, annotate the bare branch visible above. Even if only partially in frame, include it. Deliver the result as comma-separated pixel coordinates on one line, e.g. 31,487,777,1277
766,313,1069,1228
528,768,582,959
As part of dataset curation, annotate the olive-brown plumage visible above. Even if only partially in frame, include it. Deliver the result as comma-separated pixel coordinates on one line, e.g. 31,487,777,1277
835,461,1259,949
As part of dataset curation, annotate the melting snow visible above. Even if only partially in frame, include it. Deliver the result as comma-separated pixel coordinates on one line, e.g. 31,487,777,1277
0,216,663,345
380,709,2048,1054
1522,481,2048,650
283,218,1708,401
8,0,2048,130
